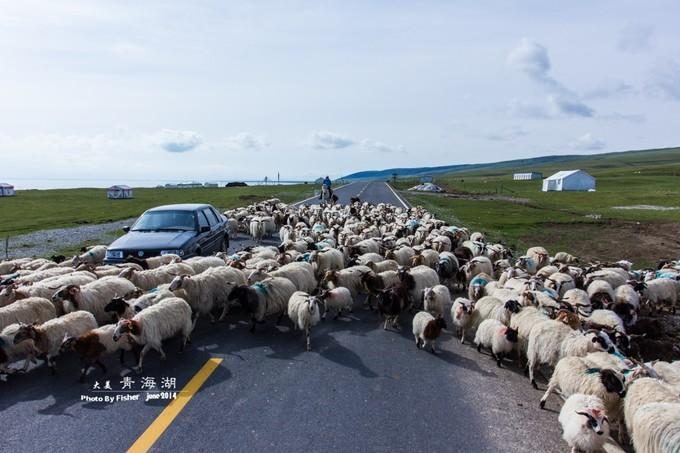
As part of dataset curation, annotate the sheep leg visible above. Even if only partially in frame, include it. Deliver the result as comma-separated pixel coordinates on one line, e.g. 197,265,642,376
414,336,421,348
305,327,311,352
218,304,230,321
429,342,437,354
135,344,152,373
119,350,126,365
95,359,107,374
539,380,557,409
476,343,482,353
157,344,167,361
496,353,503,368
383,318,389,330
528,361,537,388
459,328,465,344
250,318,257,334
47,356,57,375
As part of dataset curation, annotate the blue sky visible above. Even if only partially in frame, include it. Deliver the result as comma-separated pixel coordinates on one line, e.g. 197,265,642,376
1,1,679,188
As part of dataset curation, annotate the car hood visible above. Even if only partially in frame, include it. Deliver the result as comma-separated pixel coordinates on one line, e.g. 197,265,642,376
109,231,197,250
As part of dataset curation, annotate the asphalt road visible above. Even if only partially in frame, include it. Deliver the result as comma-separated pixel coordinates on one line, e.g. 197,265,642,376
1,182,567,453
294,181,410,208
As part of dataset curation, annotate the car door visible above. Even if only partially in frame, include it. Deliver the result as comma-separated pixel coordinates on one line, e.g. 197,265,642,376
195,210,213,255
201,208,223,253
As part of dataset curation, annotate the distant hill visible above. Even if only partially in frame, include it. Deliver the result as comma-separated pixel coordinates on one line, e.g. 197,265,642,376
340,147,680,180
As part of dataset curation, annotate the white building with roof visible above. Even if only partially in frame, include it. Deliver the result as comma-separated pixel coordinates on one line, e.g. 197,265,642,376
107,185,133,199
513,172,543,181
542,170,595,192
0,183,16,196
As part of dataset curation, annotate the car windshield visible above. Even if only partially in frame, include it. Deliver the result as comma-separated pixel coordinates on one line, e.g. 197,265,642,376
132,210,196,231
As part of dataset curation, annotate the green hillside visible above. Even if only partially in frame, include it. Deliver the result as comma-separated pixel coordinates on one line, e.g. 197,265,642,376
398,147,680,266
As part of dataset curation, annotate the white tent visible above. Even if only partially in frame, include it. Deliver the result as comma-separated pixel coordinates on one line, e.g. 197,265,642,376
542,170,595,192
107,185,133,199
0,183,16,197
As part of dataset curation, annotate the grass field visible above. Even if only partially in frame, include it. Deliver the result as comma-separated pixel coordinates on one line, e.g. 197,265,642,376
0,185,314,237
398,147,680,266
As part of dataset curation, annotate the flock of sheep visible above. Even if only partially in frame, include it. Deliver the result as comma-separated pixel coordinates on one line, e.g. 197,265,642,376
1,199,680,453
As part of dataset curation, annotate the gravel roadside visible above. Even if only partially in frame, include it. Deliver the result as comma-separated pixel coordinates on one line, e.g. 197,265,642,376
2,218,137,259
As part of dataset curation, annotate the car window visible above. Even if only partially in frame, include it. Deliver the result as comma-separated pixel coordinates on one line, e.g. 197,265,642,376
197,210,210,229
203,208,219,226
132,210,195,231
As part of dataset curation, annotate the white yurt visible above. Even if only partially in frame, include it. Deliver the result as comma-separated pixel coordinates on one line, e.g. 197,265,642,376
0,183,16,197
107,185,133,199
542,170,595,192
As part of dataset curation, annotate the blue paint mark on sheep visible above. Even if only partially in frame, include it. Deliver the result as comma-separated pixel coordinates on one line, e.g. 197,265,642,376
585,367,601,375
254,282,269,295
470,276,488,287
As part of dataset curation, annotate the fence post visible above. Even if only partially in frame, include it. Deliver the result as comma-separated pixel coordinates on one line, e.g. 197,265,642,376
4,237,8,260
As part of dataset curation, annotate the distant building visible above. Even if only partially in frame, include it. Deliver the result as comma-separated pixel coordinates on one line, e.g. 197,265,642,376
107,185,133,199
314,177,324,185
0,183,16,197
203,182,218,188
513,172,543,181
177,181,203,188
542,170,595,192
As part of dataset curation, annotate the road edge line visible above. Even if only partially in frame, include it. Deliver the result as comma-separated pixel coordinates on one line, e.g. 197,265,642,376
127,357,223,453
385,183,410,209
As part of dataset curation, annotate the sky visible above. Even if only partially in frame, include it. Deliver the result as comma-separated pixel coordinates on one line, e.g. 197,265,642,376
1,0,679,188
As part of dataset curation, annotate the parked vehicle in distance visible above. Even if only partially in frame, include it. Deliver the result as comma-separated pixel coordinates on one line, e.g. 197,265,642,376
104,203,229,264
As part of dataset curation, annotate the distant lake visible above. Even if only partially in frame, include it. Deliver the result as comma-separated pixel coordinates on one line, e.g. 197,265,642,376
9,178,311,190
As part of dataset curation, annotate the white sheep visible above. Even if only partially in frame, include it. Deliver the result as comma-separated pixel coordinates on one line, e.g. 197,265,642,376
631,402,680,453
169,266,246,327
526,319,573,388
385,246,415,267
509,305,550,366
463,256,494,283
310,248,344,279
539,356,628,428
398,265,440,309
624,377,680,438
558,394,610,453
321,265,374,298
228,277,297,333
118,262,196,291
587,279,616,309
422,285,450,318
53,277,137,325
560,330,614,359
60,323,138,382
474,319,519,367
0,323,39,374
112,297,193,372
365,259,400,273
412,311,446,353
0,272,97,309
451,297,474,344
182,256,226,274
581,309,625,334
249,217,266,243
641,278,680,313
0,297,57,332
72,245,108,267
472,296,521,327
318,287,353,320
287,291,322,351
562,288,593,316
651,361,680,387
13,311,98,373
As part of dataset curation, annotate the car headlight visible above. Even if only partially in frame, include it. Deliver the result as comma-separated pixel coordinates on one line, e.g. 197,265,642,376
106,250,124,259
160,249,184,256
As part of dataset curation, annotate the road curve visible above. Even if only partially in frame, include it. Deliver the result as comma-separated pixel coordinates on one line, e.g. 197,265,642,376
0,185,567,453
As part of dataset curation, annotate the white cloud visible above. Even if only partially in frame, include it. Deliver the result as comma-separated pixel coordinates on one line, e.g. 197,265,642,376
224,132,269,151
483,127,528,142
647,59,680,101
507,100,551,119
507,38,551,80
309,130,355,149
570,133,605,151
156,129,203,153
359,139,405,153
618,24,654,53
584,79,634,99
548,95,594,117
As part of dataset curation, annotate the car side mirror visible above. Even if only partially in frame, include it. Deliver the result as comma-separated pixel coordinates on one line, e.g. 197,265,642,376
122,226,130,233
199,226,210,233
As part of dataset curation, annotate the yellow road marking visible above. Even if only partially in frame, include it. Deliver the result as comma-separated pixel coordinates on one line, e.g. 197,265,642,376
127,358,223,453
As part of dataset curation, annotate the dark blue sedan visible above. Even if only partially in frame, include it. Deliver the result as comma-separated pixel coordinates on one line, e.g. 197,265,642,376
104,203,229,264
